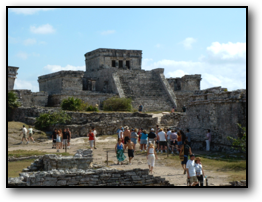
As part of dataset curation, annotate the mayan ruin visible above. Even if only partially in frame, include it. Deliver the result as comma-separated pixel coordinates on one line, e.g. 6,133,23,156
8,7,247,189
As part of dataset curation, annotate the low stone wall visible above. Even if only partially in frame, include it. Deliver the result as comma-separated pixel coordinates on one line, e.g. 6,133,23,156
22,150,93,172
12,90,48,107
8,167,173,187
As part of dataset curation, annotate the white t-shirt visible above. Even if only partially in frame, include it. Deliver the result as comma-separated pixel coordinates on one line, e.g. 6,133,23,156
166,131,172,140
118,130,123,139
22,128,27,134
158,131,166,141
195,163,203,176
28,128,33,134
186,159,196,177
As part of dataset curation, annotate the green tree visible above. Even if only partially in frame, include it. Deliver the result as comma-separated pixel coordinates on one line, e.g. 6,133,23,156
35,110,71,130
8,91,21,116
227,123,246,152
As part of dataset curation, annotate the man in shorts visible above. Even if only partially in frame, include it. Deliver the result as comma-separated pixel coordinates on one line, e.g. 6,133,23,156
123,126,131,146
186,154,198,186
62,128,69,149
52,129,57,149
92,126,97,149
124,138,134,165
157,128,167,153
19,125,29,144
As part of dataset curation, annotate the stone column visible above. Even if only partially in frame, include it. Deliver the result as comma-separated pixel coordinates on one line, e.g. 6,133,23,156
8,66,19,90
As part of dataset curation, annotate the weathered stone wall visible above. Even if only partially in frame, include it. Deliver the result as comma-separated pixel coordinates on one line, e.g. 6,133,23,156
175,90,246,152
8,66,19,90
160,112,185,127
11,107,158,136
38,71,85,95
12,90,48,107
8,167,173,187
84,48,142,72
48,91,117,107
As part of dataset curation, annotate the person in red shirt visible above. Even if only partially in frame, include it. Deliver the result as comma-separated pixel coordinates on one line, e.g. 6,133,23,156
87,129,95,150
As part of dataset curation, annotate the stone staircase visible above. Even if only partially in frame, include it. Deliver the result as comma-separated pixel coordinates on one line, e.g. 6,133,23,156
118,71,174,111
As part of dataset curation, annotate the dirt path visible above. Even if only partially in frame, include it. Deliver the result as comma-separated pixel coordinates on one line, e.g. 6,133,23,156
8,136,230,186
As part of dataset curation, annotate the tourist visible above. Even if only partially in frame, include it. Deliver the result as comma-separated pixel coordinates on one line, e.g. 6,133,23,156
195,157,205,186
138,128,142,150
205,129,211,151
123,126,131,146
115,138,126,165
186,129,191,147
170,129,178,154
157,128,167,153
52,128,57,149
177,131,182,152
186,154,198,186
118,127,124,143
138,104,143,113
92,126,97,149
140,130,148,152
116,126,122,136
181,140,192,174
87,129,95,150
56,129,62,152
171,106,175,113
27,125,35,143
155,125,160,151
62,128,69,149
147,141,158,174
166,128,172,151
148,128,157,146
130,128,138,152
19,125,29,144
124,138,135,165
67,128,71,149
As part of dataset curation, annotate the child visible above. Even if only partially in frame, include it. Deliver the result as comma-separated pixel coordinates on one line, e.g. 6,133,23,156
195,157,205,186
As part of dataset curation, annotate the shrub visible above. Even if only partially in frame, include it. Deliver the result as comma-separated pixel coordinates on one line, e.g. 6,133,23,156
86,105,99,112
227,123,246,152
61,97,87,111
8,91,20,109
103,97,132,111
35,110,71,130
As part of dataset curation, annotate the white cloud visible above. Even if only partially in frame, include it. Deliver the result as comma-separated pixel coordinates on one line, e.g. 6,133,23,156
100,30,116,35
142,41,246,91
30,24,55,34
206,42,246,60
155,44,162,48
9,8,57,15
16,52,28,60
181,37,196,49
23,38,37,46
14,79,39,92
44,65,85,73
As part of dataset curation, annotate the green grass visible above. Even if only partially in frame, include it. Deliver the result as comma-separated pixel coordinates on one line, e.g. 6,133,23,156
8,159,34,178
8,150,71,158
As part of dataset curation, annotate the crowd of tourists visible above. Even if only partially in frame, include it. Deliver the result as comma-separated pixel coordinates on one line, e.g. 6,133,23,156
51,128,71,152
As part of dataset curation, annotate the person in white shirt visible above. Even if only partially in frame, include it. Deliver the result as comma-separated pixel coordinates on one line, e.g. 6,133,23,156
147,141,158,174
166,128,172,151
19,125,29,144
118,127,124,142
195,157,205,186
27,126,35,143
186,154,198,186
92,126,97,149
157,128,167,153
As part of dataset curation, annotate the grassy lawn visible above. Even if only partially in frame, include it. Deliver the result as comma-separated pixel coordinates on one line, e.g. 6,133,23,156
8,159,35,178
8,150,71,158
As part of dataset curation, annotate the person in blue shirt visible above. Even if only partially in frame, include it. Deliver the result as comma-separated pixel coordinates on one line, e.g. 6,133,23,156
138,104,143,113
140,130,148,152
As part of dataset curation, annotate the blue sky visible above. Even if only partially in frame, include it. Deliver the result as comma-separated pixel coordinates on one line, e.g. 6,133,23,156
8,7,246,92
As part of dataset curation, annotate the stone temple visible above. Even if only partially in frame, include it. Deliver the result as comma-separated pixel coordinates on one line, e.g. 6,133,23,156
34,48,203,111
